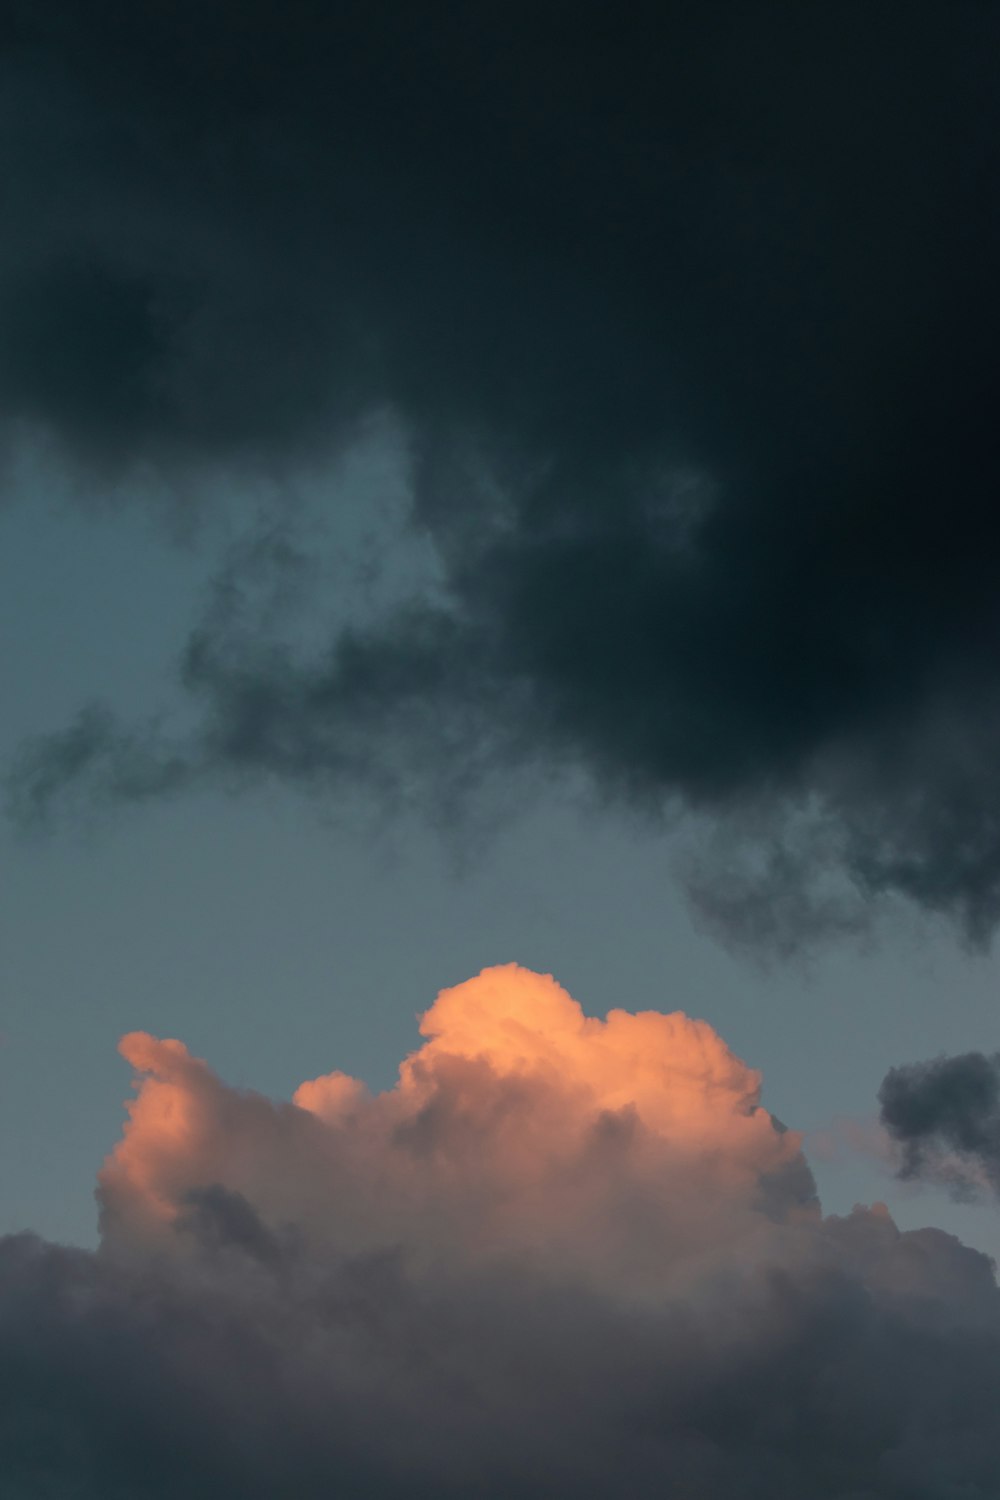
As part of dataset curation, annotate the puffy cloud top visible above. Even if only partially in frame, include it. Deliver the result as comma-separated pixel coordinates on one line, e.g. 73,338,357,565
103,965,812,1287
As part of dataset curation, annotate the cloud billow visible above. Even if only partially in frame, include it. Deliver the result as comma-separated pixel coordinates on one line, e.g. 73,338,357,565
879,1051,1000,1200
3,966,1000,1498
6,3,1000,940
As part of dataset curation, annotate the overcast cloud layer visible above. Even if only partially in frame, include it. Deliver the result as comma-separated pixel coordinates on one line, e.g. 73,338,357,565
5,2,1000,943
5,966,1000,1499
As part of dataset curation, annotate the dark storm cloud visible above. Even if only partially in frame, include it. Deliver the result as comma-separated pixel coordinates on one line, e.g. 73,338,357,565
880,1052,1000,1199
6,2,1000,937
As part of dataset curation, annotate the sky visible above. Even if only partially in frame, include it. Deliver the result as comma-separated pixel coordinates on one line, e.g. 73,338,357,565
4,4,1000,1497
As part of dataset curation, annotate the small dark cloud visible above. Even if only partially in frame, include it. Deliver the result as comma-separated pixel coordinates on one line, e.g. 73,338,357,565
880,1052,1000,1200
6,703,191,831
176,1185,288,1269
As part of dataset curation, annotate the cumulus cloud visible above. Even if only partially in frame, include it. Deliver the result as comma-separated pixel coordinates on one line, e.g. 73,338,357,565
5,3,1000,941
3,965,1000,1497
879,1051,1000,1200
100,965,814,1283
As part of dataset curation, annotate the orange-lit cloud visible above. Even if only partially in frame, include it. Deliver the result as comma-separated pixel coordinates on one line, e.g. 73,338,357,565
100,965,814,1286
